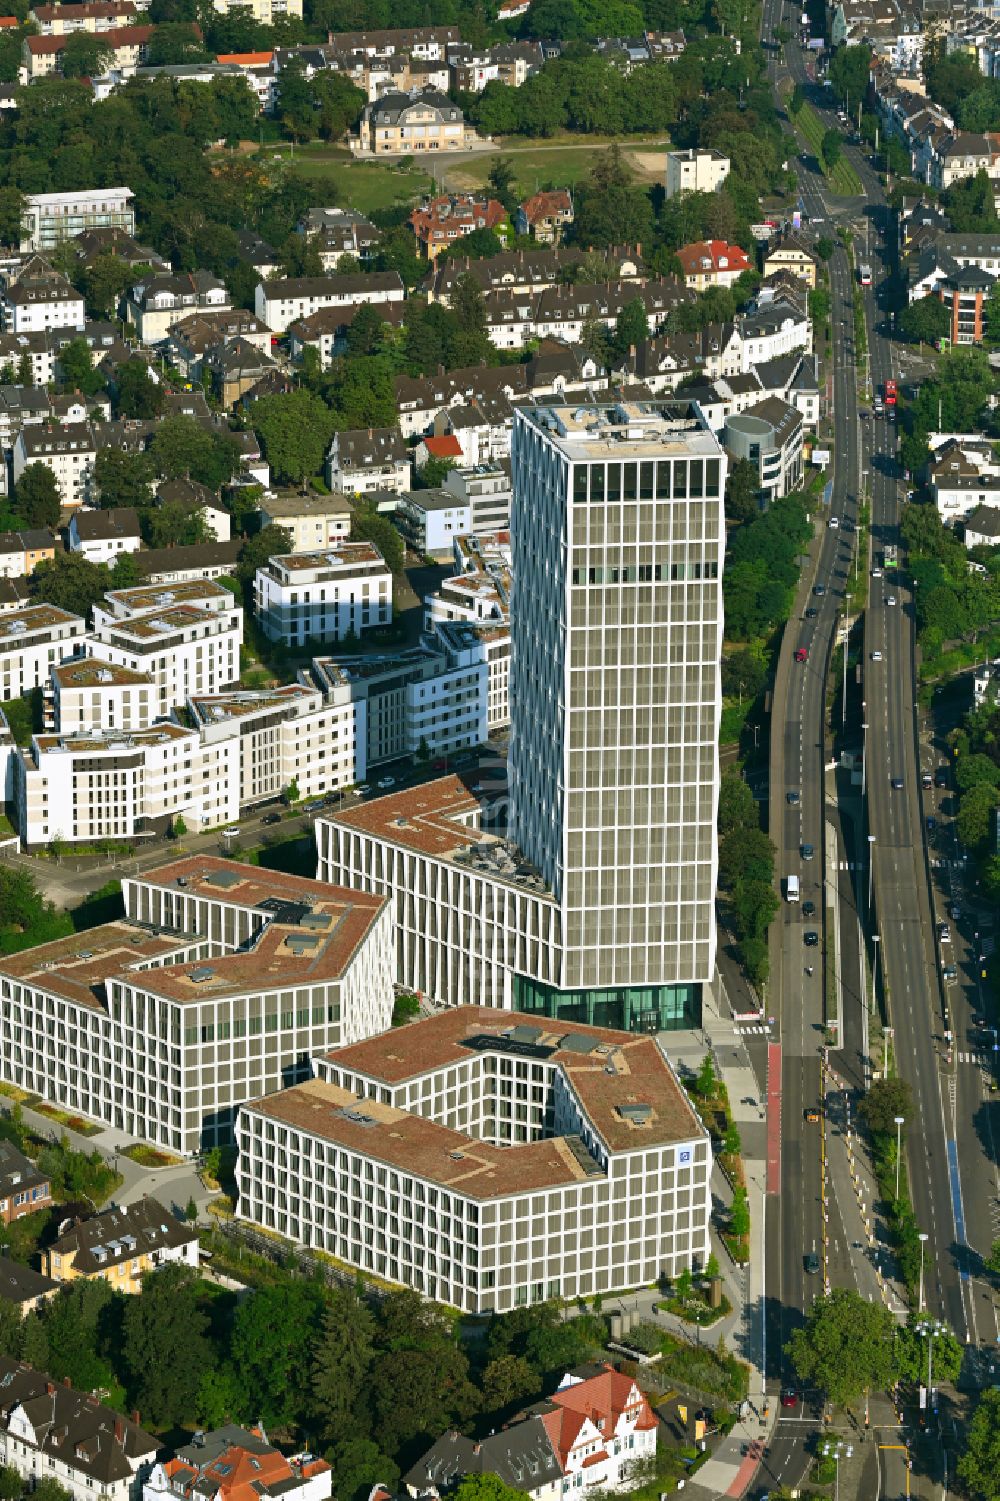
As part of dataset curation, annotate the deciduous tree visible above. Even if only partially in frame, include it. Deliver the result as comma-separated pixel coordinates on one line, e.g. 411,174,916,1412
786,1289,898,1407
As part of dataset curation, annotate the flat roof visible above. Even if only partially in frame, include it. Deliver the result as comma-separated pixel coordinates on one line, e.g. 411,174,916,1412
270,543,387,574
247,1077,606,1197
329,776,547,892
262,493,352,518
0,604,84,639
34,723,193,753
0,923,193,1012
100,604,233,640
130,857,389,1002
104,580,232,612
518,399,722,463
190,685,316,723
51,657,152,690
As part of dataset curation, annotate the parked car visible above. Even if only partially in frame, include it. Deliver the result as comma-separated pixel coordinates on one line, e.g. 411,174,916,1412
377,776,397,790
262,812,281,825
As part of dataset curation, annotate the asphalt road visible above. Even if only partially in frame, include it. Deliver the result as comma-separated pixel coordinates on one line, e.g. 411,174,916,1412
762,0,865,1391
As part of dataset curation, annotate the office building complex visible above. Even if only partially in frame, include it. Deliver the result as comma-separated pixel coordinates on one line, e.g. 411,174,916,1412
0,860,393,1151
235,1006,711,1311
319,402,726,1029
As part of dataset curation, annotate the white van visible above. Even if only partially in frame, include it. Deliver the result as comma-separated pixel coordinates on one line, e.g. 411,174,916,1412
786,874,800,902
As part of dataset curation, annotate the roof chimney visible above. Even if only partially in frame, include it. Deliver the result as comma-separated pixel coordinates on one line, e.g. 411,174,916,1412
114,1419,124,1444
132,1411,140,1425
46,1382,55,1396
62,1377,70,1388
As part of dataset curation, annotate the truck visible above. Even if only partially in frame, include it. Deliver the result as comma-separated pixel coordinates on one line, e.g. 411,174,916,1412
884,378,897,406
859,263,872,286
786,874,800,902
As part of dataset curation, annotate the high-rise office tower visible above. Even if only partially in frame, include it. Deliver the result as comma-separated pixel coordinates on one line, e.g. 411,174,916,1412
508,401,726,1029
319,400,726,1032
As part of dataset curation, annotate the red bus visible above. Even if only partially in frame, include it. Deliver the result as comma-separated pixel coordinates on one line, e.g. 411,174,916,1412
884,379,897,406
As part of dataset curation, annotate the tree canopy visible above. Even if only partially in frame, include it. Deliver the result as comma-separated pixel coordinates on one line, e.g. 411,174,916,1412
785,1289,899,1406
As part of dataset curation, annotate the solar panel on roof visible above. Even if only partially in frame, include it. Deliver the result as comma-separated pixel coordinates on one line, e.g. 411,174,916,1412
204,869,243,889
560,1032,601,1054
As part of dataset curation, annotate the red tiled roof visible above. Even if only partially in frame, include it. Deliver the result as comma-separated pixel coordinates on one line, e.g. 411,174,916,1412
676,239,751,275
0,16,18,26
421,433,463,458
216,50,273,64
27,21,153,51
521,189,573,225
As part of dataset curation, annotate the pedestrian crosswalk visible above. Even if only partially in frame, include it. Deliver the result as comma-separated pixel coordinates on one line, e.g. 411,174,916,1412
735,1024,773,1036
957,1052,991,1065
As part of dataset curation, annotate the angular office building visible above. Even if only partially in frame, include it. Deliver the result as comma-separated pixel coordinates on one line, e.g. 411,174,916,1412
319,401,725,1030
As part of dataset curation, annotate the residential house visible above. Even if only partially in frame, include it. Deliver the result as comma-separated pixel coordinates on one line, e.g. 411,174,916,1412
355,89,475,154
763,232,819,288
677,239,752,289
0,1356,158,1501
154,478,231,541
725,396,804,505
964,502,1000,548
132,539,242,583
165,309,270,381
409,195,507,260
126,271,230,345
41,1199,198,1294
143,1426,332,1501
326,427,411,495
396,489,472,558
68,506,141,562
298,208,380,272
515,190,574,244
205,338,278,408
0,1259,58,1313
286,301,406,370
0,1142,52,1225
1,258,85,335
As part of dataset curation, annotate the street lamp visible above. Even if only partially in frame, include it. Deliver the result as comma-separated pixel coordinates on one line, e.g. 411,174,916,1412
871,933,880,1015
820,1437,854,1501
868,832,876,909
915,1318,947,1405
893,1115,904,1200
918,1232,929,1313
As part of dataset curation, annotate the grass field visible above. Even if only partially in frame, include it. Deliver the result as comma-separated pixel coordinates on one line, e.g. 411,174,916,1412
793,102,863,196
259,146,436,211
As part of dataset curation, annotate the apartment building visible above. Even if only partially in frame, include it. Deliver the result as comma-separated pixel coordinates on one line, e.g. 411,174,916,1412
235,1006,711,1312
12,422,96,507
253,272,403,334
325,427,412,495
0,604,87,702
20,189,135,253
42,1199,198,1293
396,489,473,559
126,271,230,345
356,89,470,155
0,1142,52,1226
299,207,380,271
212,0,303,21
29,2,138,34
1,263,85,335
409,195,507,260
253,545,392,647
0,859,393,1151
515,190,574,244
320,401,726,1029
256,492,351,551
443,464,512,533
665,148,730,199
307,646,486,767
0,1357,158,1501
47,656,156,734
15,721,239,845
408,1365,658,1500
145,1425,331,1501
21,23,154,78
431,619,510,731
190,681,361,804
89,597,243,716
94,577,236,622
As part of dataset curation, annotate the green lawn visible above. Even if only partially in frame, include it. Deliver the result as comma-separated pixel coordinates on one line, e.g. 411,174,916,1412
262,147,436,211
443,137,668,195
794,103,863,196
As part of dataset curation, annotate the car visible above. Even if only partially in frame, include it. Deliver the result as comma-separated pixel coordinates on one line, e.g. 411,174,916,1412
803,900,816,917
801,842,814,860
262,812,281,825
787,789,800,805
872,566,883,578
950,903,962,921
871,649,883,661
780,1389,799,1409
887,408,896,422
302,800,324,812
926,816,937,832
828,516,840,528
222,826,240,836
935,768,949,788
891,777,904,790
355,783,370,795
943,965,958,983
794,646,809,663
938,923,951,942
886,594,897,606
377,776,397,789
805,606,818,618
922,772,933,789
805,1251,821,1275
814,584,826,596
804,930,819,946
804,1107,821,1123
